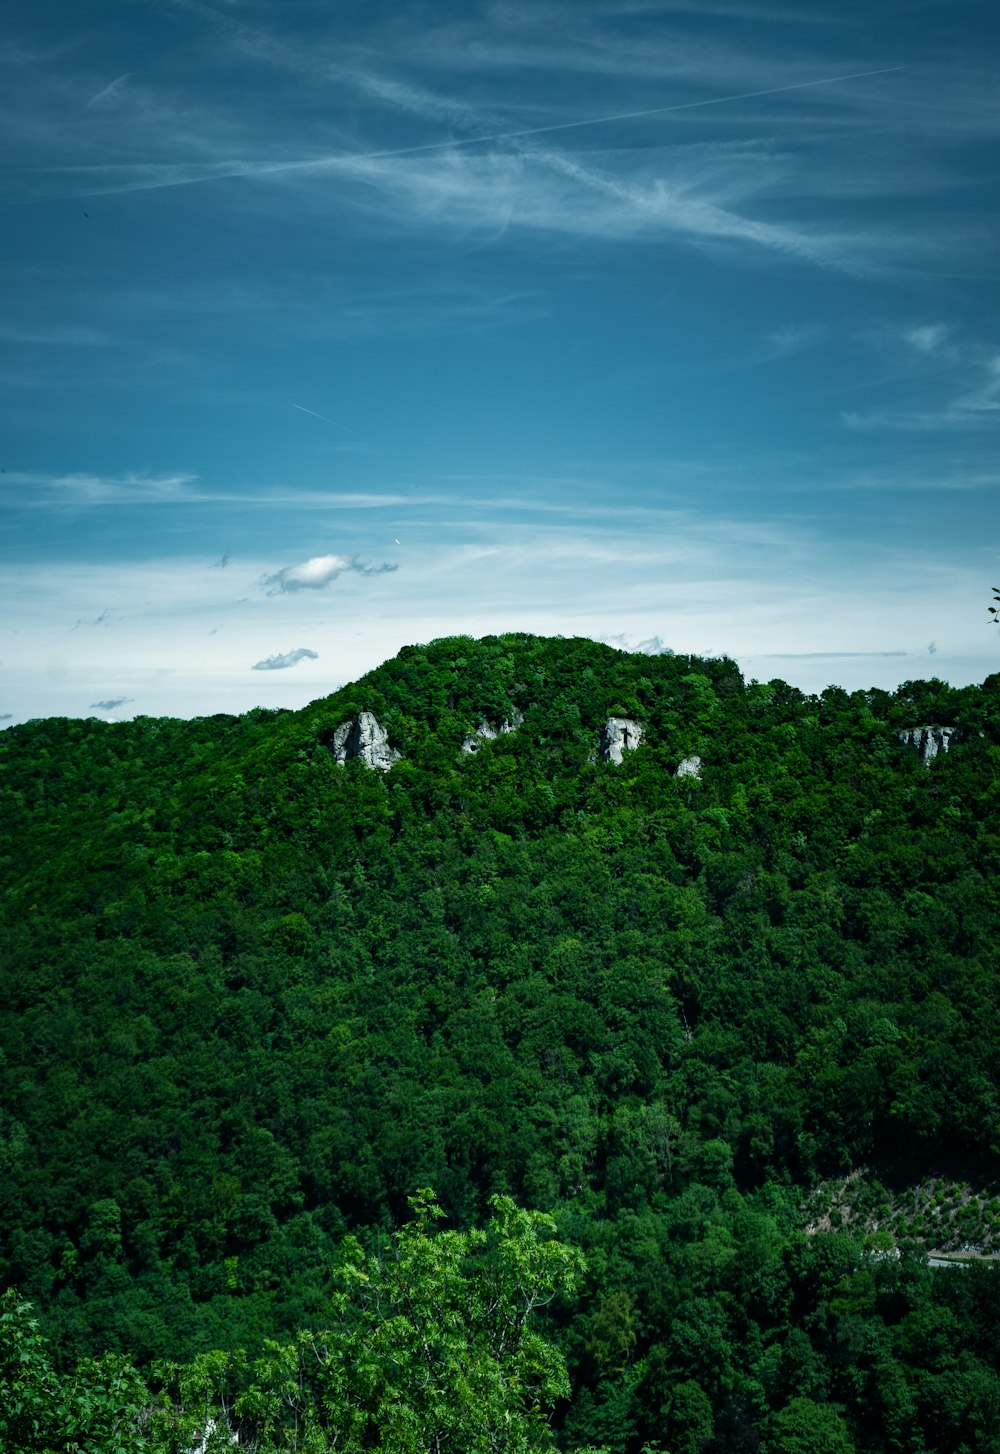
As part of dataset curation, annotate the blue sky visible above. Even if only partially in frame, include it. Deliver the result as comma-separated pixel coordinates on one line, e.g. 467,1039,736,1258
2,0,999,722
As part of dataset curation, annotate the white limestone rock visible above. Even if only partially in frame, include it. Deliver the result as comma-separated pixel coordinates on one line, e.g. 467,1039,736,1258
600,717,643,764
331,711,401,771
461,710,523,755
897,726,961,766
191,1419,238,1454
675,755,703,779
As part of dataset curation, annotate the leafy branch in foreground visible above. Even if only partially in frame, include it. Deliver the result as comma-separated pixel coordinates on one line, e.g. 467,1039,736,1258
2,1191,592,1454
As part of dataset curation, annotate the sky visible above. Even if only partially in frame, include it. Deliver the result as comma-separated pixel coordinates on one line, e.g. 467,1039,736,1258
2,0,999,724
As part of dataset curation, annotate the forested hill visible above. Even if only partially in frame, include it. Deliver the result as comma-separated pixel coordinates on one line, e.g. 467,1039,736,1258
3,633,1000,1452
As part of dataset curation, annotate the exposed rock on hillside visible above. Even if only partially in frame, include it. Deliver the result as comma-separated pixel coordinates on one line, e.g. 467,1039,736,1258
675,755,703,779
600,717,643,764
331,711,401,771
898,726,962,766
460,710,524,755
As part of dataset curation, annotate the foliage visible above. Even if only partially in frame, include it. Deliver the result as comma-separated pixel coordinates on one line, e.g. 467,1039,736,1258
2,633,1000,1451
1,1194,584,1454
0,1288,145,1452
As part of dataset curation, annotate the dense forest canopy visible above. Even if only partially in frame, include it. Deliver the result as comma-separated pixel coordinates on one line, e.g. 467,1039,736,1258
2,633,999,1451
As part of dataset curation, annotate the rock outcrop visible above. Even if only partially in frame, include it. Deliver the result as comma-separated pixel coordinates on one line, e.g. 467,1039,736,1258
897,726,962,766
600,717,643,764
331,711,401,771
675,755,703,779
461,710,524,756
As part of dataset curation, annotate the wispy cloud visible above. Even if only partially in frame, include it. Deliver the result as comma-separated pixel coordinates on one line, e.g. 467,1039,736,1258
0,713,12,722
70,608,116,631
85,73,133,111
843,329,1000,431
0,469,453,512
2,471,197,504
842,357,1000,431
0,323,115,346
756,650,908,659
260,553,398,595
904,322,953,357
89,696,134,710
252,647,319,670
5,18,917,279
765,321,826,359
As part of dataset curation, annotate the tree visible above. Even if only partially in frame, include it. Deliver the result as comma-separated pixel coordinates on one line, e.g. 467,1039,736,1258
0,1288,145,1453
148,1190,587,1454
770,1397,855,1454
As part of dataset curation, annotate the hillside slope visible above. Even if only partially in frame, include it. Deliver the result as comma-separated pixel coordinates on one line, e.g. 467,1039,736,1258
2,634,999,1450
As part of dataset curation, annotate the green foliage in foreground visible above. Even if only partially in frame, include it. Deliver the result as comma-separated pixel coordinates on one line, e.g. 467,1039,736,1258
1,1192,594,1454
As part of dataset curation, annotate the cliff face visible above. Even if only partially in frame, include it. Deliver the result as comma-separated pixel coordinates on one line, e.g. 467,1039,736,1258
331,711,401,770
897,726,963,766
461,711,524,756
600,717,643,764
675,755,702,779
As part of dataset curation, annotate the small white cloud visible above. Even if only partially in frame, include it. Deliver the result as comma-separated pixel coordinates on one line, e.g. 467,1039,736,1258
260,553,397,594
89,696,134,711
904,323,951,355
252,647,320,671
636,635,676,655
601,632,675,655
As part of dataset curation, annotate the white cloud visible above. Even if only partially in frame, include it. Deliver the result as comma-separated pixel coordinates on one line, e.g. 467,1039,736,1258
89,695,134,710
11,24,922,280
904,322,952,355
955,354,1000,415
260,553,398,594
602,632,676,654
842,347,1000,431
2,471,197,505
0,515,994,720
252,647,319,670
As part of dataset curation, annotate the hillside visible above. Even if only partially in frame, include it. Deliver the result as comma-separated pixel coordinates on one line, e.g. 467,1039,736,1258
2,633,1000,1452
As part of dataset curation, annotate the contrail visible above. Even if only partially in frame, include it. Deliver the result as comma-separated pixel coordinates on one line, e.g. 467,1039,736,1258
18,64,907,204
485,64,909,141
292,403,349,430
86,73,133,111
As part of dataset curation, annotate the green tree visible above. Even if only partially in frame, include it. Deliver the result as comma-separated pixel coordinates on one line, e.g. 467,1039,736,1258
770,1396,855,1454
149,1190,586,1454
0,1288,145,1453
